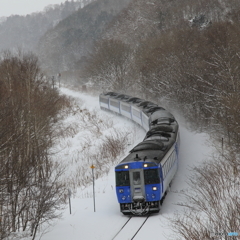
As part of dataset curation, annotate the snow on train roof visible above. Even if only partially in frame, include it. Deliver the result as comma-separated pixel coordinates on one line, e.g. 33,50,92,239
137,101,158,108
150,110,175,122
102,92,118,96
144,106,165,114
130,140,167,152
144,131,172,140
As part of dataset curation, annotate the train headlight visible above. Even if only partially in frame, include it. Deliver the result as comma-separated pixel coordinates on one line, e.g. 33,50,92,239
143,163,148,167
119,189,124,193
152,187,157,191
122,196,126,200
124,165,129,169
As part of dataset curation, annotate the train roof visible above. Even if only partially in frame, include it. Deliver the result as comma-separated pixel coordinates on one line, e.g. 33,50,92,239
137,101,158,109
100,92,139,102
150,110,175,122
144,131,173,140
118,136,175,166
150,123,178,132
125,97,144,104
114,94,132,101
130,140,167,152
143,106,165,115
116,115,178,167
101,92,118,97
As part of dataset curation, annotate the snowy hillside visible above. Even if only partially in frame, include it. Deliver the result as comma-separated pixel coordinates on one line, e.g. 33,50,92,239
38,87,213,240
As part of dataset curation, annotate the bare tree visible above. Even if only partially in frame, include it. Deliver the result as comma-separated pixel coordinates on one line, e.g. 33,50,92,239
0,51,68,239
83,39,135,92
170,153,240,240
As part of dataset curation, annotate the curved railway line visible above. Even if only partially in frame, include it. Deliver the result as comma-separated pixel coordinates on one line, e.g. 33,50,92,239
111,215,150,240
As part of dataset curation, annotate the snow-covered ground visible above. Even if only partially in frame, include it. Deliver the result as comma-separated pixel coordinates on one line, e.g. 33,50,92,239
38,87,213,240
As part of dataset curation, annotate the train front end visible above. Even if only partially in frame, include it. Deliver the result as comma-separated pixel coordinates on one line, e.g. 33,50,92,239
115,159,162,215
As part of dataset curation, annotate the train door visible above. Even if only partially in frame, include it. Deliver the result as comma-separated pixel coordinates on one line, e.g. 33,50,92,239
129,169,145,202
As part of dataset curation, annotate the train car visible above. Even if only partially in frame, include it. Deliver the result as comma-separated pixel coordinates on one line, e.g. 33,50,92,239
99,92,179,215
99,92,118,110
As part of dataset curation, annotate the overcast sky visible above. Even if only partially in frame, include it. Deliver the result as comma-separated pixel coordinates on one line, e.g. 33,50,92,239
0,0,66,18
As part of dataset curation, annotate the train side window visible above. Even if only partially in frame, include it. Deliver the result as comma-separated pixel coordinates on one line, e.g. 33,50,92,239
170,154,173,167
162,165,165,178
121,104,131,112
142,115,149,125
132,109,141,118
110,100,119,108
172,155,174,166
171,154,174,167
100,97,109,104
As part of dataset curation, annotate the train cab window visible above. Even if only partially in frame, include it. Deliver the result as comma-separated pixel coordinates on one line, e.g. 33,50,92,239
116,171,130,186
144,169,160,184
133,172,141,185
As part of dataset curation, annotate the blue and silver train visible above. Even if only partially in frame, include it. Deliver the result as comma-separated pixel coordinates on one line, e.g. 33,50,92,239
99,92,180,215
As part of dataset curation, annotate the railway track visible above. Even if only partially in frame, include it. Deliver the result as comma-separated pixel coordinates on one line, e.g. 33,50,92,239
111,215,150,240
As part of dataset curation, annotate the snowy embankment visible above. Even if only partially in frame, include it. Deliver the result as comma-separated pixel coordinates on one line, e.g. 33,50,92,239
39,87,213,240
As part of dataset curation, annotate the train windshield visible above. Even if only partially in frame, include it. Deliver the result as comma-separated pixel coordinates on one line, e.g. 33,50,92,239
144,169,160,184
133,172,141,185
116,171,130,186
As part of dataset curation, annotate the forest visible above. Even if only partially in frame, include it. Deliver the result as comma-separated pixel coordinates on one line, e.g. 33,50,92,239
0,51,70,239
